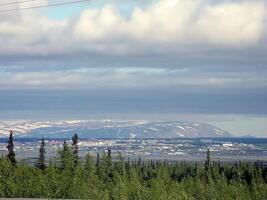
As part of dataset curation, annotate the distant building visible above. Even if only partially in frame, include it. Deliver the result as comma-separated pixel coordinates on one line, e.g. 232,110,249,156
222,143,233,147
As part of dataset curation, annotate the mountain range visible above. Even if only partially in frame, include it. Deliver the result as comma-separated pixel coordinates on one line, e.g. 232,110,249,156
0,120,233,138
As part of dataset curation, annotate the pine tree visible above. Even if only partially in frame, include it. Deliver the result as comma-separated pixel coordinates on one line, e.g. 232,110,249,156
36,137,46,170
107,149,112,168
96,152,100,176
6,130,16,166
72,133,79,166
204,148,211,183
205,148,211,171
63,140,68,152
107,149,113,180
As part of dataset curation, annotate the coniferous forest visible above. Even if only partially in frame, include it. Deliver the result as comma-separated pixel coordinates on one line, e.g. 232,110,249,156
0,131,267,199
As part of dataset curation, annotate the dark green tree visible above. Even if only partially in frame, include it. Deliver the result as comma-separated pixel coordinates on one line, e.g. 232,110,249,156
205,148,211,171
204,148,211,183
6,130,16,166
107,149,112,168
71,133,79,166
107,149,113,180
36,137,46,170
96,152,100,176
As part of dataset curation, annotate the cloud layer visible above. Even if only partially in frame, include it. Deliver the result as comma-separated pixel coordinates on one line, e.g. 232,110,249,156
0,0,266,54
1,67,267,90
74,0,266,52
0,0,267,91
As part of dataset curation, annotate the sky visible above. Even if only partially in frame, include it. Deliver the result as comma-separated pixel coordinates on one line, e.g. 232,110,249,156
0,0,267,137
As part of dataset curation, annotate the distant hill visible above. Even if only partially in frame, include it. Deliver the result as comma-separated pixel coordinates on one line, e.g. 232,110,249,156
0,120,233,139
240,134,256,138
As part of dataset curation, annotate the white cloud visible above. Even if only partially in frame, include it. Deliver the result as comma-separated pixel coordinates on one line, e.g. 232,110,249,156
0,0,266,55
126,0,197,43
194,1,266,46
72,0,267,54
0,0,67,55
74,5,126,42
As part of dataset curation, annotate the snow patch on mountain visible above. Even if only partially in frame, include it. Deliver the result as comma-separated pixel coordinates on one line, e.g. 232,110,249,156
176,126,185,130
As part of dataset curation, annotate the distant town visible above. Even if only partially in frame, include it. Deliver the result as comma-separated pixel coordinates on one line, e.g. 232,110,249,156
1,137,266,163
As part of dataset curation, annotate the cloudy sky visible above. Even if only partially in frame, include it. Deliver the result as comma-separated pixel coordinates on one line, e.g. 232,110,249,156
0,0,267,136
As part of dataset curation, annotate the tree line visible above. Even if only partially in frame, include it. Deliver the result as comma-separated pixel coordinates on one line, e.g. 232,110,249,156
0,130,267,199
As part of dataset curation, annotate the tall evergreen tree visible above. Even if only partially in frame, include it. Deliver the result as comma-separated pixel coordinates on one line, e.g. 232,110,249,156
96,152,100,176
205,148,211,171
63,140,68,152
107,149,113,180
107,149,112,168
204,148,211,183
6,130,16,166
72,133,79,166
36,137,46,170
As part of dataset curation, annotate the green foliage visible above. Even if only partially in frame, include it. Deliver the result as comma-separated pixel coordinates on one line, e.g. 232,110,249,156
0,137,267,199
59,140,74,170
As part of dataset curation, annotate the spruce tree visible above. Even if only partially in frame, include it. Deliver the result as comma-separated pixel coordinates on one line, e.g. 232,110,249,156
107,149,113,180
204,148,211,183
205,148,211,171
107,149,112,168
6,130,16,166
63,140,68,152
72,133,79,166
96,152,100,177
36,137,46,170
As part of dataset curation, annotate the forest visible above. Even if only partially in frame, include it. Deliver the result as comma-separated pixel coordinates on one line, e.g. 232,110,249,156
0,131,266,199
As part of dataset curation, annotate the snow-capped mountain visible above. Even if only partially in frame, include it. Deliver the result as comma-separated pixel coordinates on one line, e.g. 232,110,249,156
0,120,233,138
